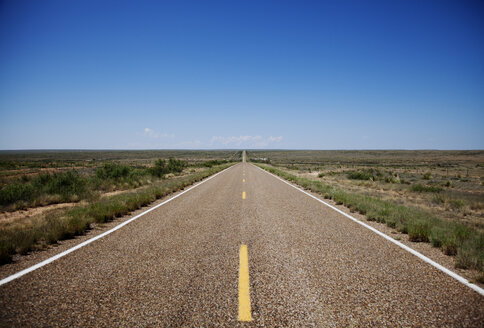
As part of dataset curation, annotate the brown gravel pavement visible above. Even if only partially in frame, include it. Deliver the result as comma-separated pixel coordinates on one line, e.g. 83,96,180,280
1,162,483,327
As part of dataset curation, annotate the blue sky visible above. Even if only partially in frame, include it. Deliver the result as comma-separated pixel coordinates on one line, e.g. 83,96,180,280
1,0,483,150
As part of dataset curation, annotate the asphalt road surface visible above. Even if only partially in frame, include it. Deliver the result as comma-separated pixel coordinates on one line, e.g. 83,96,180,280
1,161,483,327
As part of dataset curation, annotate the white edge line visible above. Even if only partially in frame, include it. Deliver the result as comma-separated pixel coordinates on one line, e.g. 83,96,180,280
0,164,237,286
253,164,484,296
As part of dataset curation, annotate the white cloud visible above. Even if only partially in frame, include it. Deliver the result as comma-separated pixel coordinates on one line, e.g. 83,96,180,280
143,128,174,139
144,128,155,137
137,131,282,149
210,135,283,148
268,136,283,142
174,140,202,148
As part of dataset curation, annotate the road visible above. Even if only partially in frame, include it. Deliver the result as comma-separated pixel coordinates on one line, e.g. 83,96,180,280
1,159,483,327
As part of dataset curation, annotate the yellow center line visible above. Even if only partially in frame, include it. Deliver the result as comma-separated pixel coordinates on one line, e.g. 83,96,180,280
238,245,252,321
243,178,245,182
242,191,246,199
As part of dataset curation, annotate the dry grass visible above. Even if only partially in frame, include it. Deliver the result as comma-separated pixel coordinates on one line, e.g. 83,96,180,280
248,150,484,234
0,151,241,211
0,150,242,264
0,163,234,264
249,150,483,278
257,164,483,275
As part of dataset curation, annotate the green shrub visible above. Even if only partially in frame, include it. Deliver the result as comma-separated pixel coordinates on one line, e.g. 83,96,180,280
43,171,87,200
150,158,187,177
0,183,35,205
449,199,466,210
432,194,446,205
166,158,187,173
150,159,167,177
96,163,133,180
455,234,484,271
203,160,228,167
0,238,15,264
410,184,442,193
408,220,430,242
384,176,400,183
0,170,90,207
347,169,382,181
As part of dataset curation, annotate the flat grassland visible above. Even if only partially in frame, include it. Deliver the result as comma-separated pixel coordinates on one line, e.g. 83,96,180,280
0,150,240,263
248,150,484,282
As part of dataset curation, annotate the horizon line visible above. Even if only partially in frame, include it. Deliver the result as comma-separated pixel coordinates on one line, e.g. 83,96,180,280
1,148,483,152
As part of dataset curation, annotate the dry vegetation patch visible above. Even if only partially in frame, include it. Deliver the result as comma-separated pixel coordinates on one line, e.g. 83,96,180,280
249,150,484,282
0,150,241,264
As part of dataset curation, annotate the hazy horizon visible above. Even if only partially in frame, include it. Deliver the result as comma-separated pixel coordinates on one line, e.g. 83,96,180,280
1,148,483,152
